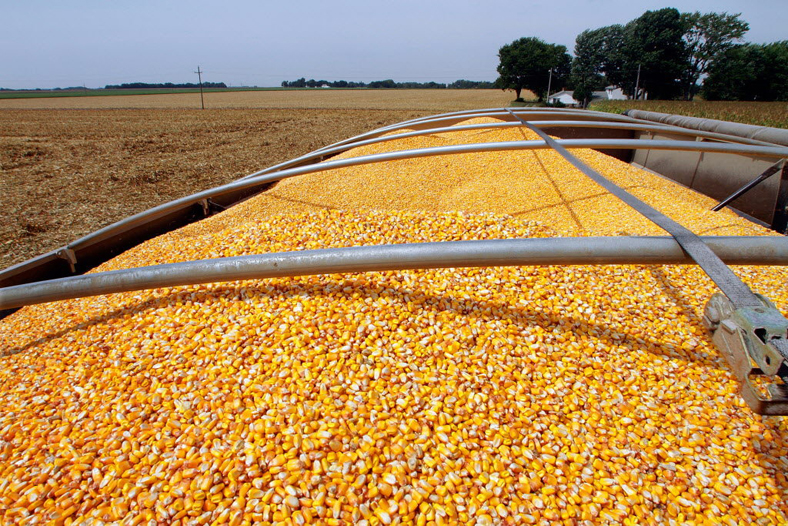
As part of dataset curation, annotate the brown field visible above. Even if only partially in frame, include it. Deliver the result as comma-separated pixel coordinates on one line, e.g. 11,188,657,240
0,109,425,267
0,88,514,111
0,90,519,268
2,89,780,270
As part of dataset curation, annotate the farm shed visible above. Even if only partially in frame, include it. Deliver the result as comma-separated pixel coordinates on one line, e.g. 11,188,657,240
600,86,627,101
547,90,579,106
549,87,628,107
2,108,788,524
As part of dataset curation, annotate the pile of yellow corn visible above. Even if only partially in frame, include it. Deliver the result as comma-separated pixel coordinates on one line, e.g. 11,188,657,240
1,118,788,525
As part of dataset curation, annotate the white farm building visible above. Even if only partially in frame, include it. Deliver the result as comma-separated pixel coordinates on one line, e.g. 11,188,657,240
548,86,630,107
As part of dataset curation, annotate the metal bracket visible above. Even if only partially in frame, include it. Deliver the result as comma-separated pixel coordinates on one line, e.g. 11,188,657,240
711,159,786,212
772,162,788,233
207,199,226,213
704,292,788,415
199,199,210,217
198,199,227,217
56,248,78,274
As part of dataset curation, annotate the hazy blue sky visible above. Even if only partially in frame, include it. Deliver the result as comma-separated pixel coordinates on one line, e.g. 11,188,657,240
3,0,786,89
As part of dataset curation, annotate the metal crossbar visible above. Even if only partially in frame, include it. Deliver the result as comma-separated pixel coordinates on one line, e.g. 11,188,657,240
3,236,788,311
507,108,763,309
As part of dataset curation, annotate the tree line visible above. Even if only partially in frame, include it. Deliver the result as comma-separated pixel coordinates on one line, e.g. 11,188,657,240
497,8,787,105
280,78,495,89
104,82,228,89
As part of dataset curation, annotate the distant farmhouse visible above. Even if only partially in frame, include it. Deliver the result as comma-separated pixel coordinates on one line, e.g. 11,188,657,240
548,90,581,106
548,86,630,106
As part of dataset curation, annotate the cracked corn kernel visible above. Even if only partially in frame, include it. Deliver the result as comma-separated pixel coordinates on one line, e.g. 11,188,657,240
3,118,788,525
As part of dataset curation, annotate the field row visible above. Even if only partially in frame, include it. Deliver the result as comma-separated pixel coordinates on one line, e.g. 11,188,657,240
590,100,788,129
0,109,431,267
0,89,515,111
2,92,785,270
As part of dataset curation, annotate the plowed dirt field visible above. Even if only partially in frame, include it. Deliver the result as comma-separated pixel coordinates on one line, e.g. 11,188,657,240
1,90,515,268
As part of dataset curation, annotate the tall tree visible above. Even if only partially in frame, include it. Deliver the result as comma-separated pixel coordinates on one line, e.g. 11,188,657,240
763,41,788,101
703,41,788,101
496,37,571,101
575,9,688,100
701,44,763,101
681,12,749,100
571,28,611,107
587,25,626,92
621,8,688,99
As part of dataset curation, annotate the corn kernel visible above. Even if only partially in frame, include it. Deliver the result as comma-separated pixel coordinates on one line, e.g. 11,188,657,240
2,117,788,526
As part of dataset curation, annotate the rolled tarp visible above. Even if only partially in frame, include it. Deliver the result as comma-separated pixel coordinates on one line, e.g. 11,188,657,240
624,110,788,147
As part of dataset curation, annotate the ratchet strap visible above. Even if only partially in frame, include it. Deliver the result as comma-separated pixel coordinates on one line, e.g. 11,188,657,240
506,109,762,310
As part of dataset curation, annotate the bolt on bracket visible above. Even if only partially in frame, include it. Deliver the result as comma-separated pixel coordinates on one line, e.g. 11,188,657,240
56,248,78,274
704,292,788,415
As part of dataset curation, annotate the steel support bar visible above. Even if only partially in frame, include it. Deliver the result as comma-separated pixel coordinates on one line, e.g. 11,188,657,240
65,139,788,250
239,121,524,180
240,120,772,182
374,108,773,147
300,108,645,159
511,110,763,309
712,160,787,212
240,112,654,181
2,236,788,311
3,137,788,288
306,107,708,165
391,107,642,130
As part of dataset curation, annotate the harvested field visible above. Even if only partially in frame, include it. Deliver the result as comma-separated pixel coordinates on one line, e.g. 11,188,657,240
2,118,788,524
0,89,515,111
0,90,517,269
0,108,430,267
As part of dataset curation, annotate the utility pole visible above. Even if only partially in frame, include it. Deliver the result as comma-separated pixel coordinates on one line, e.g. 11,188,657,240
195,66,205,110
546,69,553,101
634,64,641,101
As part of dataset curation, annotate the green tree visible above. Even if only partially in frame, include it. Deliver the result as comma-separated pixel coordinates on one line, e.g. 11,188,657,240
763,41,788,101
579,9,687,99
595,25,626,89
573,9,751,101
571,28,610,107
496,37,571,101
681,12,749,100
621,8,688,99
449,79,494,89
368,79,396,89
703,41,788,101
702,44,763,100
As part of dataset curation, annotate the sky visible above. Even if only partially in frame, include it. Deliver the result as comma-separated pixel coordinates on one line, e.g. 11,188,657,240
2,0,786,89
